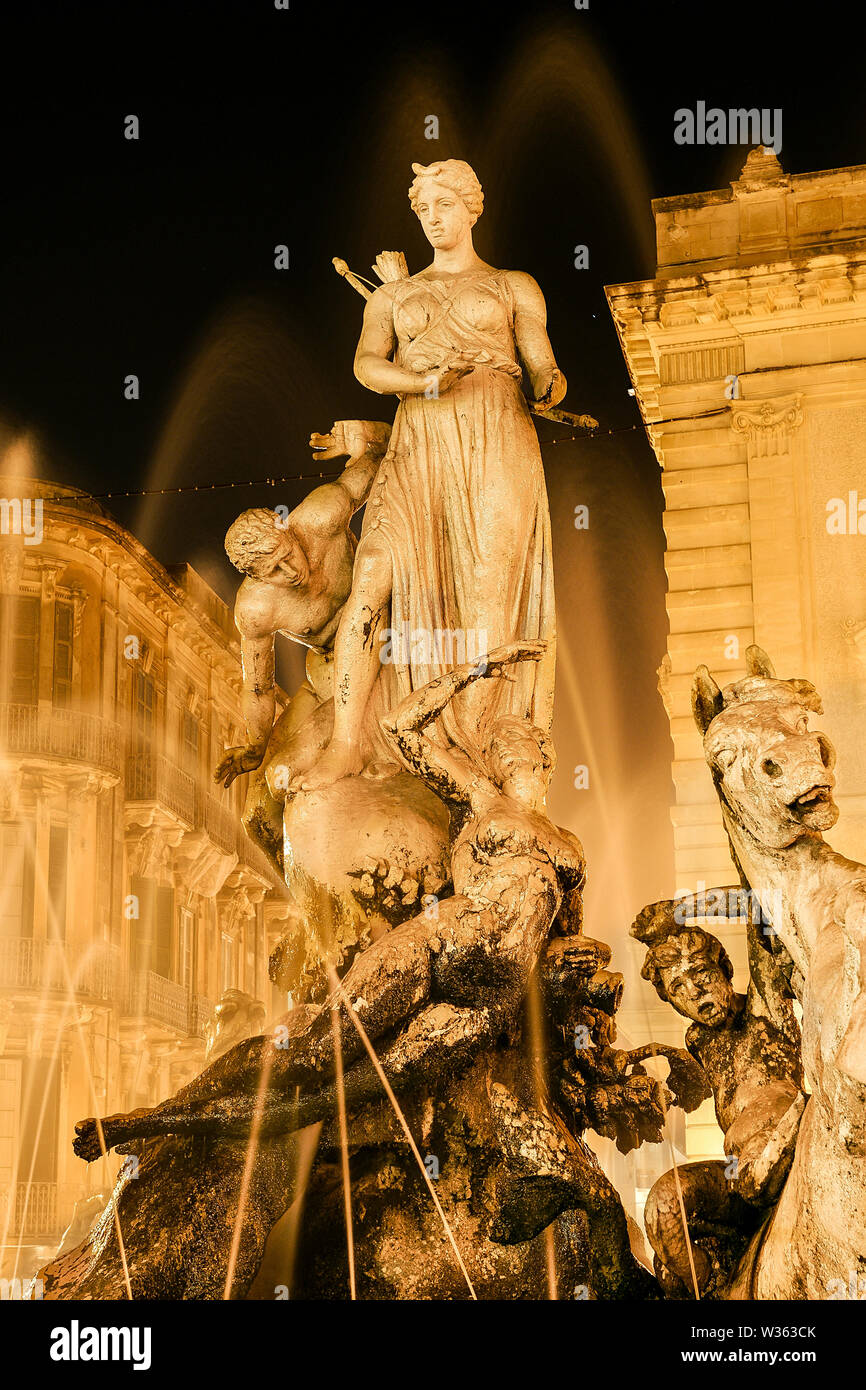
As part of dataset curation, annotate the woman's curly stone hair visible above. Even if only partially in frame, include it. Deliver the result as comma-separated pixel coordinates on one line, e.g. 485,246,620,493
408,160,484,217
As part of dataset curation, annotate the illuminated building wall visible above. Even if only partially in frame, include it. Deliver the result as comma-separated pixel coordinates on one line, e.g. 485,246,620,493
0,478,290,1277
608,147,866,1161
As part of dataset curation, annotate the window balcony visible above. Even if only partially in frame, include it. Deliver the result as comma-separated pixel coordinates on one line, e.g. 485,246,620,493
195,789,238,858
1,1181,63,1242
235,819,282,885
189,993,215,1039
192,787,281,888
0,702,122,777
125,750,196,827
0,938,122,1001
0,944,214,1039
124,969,213,1038
0,1181,88,1244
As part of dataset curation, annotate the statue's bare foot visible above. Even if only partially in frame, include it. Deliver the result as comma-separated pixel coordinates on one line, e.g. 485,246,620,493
292,740,363,792
73,1110,153,1163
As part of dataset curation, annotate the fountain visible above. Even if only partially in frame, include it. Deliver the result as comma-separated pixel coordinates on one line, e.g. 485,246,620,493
30,160,862,1302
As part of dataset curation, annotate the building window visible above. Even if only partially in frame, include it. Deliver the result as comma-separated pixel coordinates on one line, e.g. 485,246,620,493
220,932,234,993
181,708,199,778
18,1057,60,1184
178,906,195,991
52,601,75,708
129,875,155,973
0,824,35,938
47,825,68,941
132,667,155,752
154,886,173,980
0,595,40,705
129,877,173,978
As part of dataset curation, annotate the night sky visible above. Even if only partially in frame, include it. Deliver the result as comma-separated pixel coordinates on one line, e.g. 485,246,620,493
1,0,863,955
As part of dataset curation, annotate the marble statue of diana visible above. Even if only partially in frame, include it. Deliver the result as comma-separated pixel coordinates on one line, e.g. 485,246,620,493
300,159,566,789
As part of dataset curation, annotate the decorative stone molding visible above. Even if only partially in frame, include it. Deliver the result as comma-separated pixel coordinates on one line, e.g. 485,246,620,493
39,559,66,603
69,769,118,800
659,341,744,387
730,393,805,456
218,877,265,939
0,537,24,594
69,588,89,638
732,145,787,195
173,831,238,899
0,766,23,821
607,261,866,334
65,774,118,844
125,821,186,879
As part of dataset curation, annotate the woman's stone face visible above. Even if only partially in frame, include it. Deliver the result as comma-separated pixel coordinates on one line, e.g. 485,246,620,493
414,179,474,251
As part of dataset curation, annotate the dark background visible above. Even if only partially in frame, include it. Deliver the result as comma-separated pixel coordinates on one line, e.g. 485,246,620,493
1,0,862,955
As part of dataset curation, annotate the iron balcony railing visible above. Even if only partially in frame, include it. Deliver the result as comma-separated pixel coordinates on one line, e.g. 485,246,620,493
0,939,122,999
194,785,281,886
2,1181,57,1241
0,1181,83,1241
124,970,213,1038
195,789,238,858
0,943,213,1039
125,750,196,826
0,703,122,775
189,993,214,1039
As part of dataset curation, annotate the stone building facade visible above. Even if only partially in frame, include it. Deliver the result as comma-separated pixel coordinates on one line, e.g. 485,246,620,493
0,477,290,1278
607,148,866,1161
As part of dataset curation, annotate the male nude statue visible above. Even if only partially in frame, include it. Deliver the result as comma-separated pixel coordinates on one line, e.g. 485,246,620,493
214,420,390,868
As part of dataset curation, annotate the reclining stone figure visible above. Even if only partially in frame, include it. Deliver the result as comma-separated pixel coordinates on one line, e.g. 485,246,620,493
73,641,589,1159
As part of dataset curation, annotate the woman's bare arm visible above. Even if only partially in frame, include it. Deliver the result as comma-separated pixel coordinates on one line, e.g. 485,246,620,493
508,271,567,409
354,284,473,397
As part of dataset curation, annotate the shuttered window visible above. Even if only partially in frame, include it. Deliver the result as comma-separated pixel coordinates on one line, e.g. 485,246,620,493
0,824,35,938
52,601,74,708
0,595,39,705
47,825,68,941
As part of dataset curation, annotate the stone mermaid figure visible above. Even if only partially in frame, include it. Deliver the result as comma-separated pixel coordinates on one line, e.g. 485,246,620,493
73,641,586,1159
298,158,566,790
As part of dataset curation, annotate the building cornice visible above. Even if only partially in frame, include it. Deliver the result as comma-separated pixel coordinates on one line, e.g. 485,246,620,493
606,243,866,328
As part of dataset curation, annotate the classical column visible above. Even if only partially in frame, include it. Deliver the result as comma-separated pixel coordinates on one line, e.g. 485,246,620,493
37,560,66,713
67,772,116,947
31,775,60,942
731,393,811,675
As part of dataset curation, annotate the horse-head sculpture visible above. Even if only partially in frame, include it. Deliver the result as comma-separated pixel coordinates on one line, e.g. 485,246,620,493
692,645,838,851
